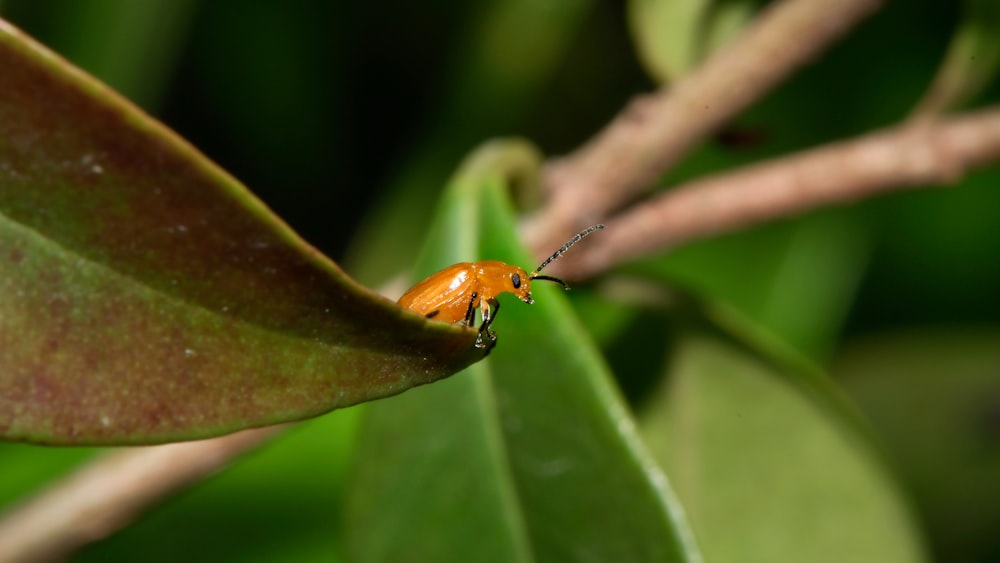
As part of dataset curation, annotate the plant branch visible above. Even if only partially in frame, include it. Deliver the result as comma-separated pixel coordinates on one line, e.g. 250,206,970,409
525,0,883,254
0,426,284,563
554,106,1000,279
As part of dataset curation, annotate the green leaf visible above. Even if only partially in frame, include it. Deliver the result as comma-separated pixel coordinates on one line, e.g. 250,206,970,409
836,329,1000,562
638,303,929,562
21,0,196,110
912,0,1000,116
629,210,871,362
345,140,699,563
700,0,755,61
628,0,712,83
627,0,754,83
0,20,482,445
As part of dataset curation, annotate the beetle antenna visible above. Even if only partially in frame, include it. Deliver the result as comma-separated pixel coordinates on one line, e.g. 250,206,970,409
532,224,604,275
531,275,568,289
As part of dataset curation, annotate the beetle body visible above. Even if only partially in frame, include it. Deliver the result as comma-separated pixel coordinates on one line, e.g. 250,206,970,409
398,261,534,349
398,261,533,323
398,225,604,350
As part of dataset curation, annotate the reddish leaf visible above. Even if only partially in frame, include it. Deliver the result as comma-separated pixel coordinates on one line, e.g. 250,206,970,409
0,20,481,445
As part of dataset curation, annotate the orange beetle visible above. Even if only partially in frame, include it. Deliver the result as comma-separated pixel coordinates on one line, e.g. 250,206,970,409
398,225,604,349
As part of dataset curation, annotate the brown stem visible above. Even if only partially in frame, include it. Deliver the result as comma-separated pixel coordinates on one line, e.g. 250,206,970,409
555,106,1000,279
0,426,284,563
525,0,883,255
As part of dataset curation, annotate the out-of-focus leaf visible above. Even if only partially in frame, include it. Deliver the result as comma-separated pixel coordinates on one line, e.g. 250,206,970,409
65,409,361,563
17,0,195,110
701,0,754,58
628,0,712,83
345,140,700,563
836,329,1000,563
630,210,870,362
638,302,929,562
912,0,1000,117
0,20,482,445
749,215,869,361
628,0,755,83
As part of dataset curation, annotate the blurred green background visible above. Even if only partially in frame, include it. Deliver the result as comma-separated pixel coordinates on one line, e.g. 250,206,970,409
1,0,999,561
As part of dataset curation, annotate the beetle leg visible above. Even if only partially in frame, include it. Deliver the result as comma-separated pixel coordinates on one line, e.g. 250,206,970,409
480,298,499,334
464,291,478,327
475,297,500,349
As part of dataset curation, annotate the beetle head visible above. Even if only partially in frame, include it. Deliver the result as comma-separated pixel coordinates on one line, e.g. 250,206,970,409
509,266,534,304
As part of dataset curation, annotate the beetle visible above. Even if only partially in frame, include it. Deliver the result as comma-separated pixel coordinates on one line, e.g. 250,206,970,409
398,224,604,349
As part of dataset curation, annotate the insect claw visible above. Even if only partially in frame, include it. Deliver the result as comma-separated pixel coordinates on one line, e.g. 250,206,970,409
474,329,497,351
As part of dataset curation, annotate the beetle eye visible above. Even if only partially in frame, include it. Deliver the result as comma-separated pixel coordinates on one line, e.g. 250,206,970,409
511,273,521,289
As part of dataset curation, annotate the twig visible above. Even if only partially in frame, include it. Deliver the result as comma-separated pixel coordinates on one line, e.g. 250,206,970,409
0,426,284,563
525,0,884,255
554,106,1000,279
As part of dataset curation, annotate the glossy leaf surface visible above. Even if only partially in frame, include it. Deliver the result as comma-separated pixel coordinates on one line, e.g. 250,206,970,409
345,141,699,563
0,20,481,445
